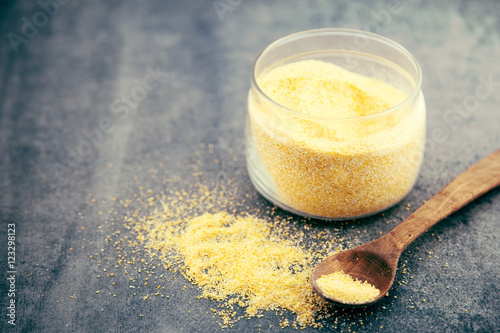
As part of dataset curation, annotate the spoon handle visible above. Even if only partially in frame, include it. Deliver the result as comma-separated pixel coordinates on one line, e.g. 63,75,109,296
387,149,500,253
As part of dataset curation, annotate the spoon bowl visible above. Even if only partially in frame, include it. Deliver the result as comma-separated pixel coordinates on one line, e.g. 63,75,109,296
311,245,395,306
312,149,500,306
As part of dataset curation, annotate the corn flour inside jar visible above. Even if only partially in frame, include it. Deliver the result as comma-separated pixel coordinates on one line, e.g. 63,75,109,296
248,59,425,218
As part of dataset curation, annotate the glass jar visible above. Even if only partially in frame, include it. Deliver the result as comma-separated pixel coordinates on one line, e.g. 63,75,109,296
245,29,426,220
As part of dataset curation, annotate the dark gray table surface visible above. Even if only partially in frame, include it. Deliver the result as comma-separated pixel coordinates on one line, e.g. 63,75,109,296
1,1,499,332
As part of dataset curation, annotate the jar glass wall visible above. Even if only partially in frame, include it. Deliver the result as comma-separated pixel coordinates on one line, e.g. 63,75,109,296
245,29,426,220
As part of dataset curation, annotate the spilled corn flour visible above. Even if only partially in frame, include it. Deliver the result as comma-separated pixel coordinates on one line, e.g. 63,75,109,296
107,182,344,328
316,271,380,305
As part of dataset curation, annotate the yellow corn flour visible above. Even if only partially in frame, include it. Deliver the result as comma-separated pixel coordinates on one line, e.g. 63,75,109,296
139,212,319,325
249,59,425,218
316,271,380,304
128,184,342,328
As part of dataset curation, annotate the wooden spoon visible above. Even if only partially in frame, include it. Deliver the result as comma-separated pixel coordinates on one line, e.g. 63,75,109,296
311,149,500,306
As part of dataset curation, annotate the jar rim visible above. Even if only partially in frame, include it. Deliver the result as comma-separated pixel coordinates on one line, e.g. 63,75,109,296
250,28,423,121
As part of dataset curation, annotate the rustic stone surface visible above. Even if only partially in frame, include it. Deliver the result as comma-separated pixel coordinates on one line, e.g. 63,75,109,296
0,1,499,332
